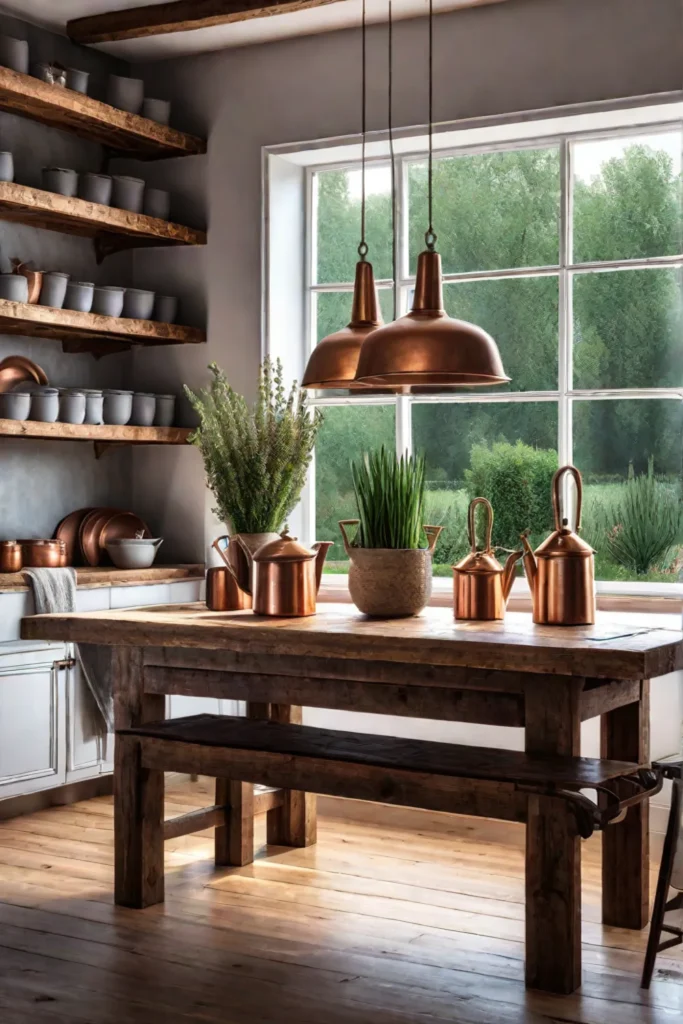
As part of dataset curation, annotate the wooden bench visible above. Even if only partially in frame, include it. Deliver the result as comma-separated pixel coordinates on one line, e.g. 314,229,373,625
114,713,660,910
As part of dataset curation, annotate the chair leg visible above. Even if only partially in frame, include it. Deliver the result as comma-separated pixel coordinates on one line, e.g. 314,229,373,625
267,704,317,849
214,778,255,867
642,779,682,988
114,733,165,908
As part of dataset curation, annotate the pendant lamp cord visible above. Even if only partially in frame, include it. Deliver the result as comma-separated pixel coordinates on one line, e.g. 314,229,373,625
358,0,368,260
388,0,397,319
425,0,437,252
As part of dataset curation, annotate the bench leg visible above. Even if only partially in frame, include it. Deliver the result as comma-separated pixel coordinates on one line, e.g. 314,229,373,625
601,681,650,930
524,677,582,994
267,704,317,848
215,779,255,867
114,733,164,908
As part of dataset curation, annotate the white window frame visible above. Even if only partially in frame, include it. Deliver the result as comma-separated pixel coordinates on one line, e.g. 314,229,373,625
265,97,683,597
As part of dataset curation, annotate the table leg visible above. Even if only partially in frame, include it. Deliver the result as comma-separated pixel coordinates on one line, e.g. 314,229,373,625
524,677,582,994
215,701,271,866
267,704,317,848
114,732,164,908
601,680,650,930
113,646,165,908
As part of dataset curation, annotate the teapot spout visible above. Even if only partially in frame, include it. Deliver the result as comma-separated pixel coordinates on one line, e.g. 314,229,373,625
502,549,524,603
312,541,334,592
520,530,537,588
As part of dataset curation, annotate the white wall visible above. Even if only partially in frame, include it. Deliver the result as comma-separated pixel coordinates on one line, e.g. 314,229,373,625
131,0,683,561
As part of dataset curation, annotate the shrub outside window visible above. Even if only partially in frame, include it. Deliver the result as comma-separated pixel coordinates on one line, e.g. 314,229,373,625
306,124,683,587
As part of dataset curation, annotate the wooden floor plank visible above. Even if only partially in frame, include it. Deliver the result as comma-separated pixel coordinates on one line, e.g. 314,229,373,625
0,780,680,1022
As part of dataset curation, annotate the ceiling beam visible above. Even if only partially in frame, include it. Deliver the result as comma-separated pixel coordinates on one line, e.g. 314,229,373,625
67,0,512,45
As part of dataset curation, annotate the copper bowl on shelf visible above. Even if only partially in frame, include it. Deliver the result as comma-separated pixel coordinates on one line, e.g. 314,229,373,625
18,539,67,568
0,541,22,573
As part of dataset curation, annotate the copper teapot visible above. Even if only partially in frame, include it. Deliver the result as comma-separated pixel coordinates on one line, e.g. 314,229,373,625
520,465,595,625
452,498,523,621
251,531,333,617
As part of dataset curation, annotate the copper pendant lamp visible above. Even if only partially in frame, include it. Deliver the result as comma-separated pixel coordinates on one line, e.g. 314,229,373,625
354,0,509,389
302,0,382,391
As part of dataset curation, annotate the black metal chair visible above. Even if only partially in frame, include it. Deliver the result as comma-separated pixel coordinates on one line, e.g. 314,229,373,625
642,757,683,988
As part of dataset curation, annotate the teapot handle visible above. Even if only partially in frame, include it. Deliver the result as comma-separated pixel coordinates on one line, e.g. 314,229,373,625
338,519,360,556
552,465,583,532
211,535,248,591
422,524,443,554
467,497,493,553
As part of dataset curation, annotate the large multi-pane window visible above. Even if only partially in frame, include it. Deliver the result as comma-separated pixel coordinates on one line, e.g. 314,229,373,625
306,122,683,585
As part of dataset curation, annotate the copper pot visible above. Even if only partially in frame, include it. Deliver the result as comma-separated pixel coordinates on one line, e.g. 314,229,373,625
19,538,67,568
12,259,43,304
0,541,22,573
251,531,333,617
206,567,252,612
520,465,596,625
453,498,523,621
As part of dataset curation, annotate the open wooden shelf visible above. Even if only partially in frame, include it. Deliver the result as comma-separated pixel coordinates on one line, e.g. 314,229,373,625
0,182,206,259
0,418,191,458
0,299,205,355
0,67,205,159
0,564,204,593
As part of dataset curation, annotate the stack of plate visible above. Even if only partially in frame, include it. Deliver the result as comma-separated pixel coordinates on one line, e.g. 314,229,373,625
55,507,151,567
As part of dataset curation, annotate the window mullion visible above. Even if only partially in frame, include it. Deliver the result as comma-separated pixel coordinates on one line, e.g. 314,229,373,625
558,137,573,465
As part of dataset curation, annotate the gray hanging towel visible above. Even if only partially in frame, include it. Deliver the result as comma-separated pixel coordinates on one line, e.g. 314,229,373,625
23,567,113,732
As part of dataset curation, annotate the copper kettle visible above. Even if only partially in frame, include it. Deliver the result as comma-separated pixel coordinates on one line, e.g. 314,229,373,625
520,465,595,626
242,530,332,617
453,498,523,621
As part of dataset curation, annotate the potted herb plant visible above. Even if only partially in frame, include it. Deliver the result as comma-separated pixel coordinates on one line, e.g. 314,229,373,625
185,360,321,591
339,446,442,617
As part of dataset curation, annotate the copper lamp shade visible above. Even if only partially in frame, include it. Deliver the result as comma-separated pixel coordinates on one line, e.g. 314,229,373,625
354,250,509,388
302,261,382,390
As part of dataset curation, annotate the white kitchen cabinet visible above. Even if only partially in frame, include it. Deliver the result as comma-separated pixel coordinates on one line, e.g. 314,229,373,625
0,646,67,799
66,657,105,783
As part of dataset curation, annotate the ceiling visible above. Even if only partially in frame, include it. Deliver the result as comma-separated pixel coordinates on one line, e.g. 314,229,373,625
0,0,505,61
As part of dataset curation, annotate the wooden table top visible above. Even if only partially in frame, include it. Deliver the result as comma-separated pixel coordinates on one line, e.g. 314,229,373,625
21,602,683,680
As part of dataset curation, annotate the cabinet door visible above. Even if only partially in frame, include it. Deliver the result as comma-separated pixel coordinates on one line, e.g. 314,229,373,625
0,648,67,799
66,658,105,783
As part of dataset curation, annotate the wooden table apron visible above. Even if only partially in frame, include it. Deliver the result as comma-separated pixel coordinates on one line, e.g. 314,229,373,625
20,604,683,995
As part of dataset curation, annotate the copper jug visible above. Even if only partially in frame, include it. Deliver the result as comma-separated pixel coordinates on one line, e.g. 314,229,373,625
520,465,595,626
251,531,333,617
206,567,252,612
212,532,278,598
453,498,523,621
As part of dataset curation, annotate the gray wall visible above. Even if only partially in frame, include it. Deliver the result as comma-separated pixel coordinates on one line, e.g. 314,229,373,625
0,13,135,539
129,0,683,561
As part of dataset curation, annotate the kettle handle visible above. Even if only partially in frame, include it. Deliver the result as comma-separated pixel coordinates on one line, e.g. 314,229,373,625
467,497,493,553
338,519,360,556
552,465,583,532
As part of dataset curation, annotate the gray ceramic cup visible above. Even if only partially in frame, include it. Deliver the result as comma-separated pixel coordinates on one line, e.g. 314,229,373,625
122,288,155,320
42,167,78,197
107,75,144,114
66,68,89,94
82,390,103,425
131,393,156,427
103,389,133,426
142,187,170,220
92,285,125,318
0,152,14,182
0,274,28,302
79,172,112,205
30,388,59,423
64,281,94,313
153,394,176,427
0,390,30,421
39,271,69,308
111,175,145,213
0,36,29,74
59,390,86,425
153,295,178,324
141,97,170,125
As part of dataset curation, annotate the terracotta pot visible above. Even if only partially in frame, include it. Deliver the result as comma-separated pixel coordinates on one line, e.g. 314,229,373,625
339,520,442,618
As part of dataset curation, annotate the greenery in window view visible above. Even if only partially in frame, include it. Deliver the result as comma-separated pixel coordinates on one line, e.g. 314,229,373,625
314,139,683,581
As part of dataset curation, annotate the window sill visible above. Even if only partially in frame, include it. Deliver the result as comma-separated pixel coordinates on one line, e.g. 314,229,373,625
319,575,683,616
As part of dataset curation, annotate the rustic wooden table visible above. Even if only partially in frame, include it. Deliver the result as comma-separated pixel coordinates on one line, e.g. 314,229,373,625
22,602,683,995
